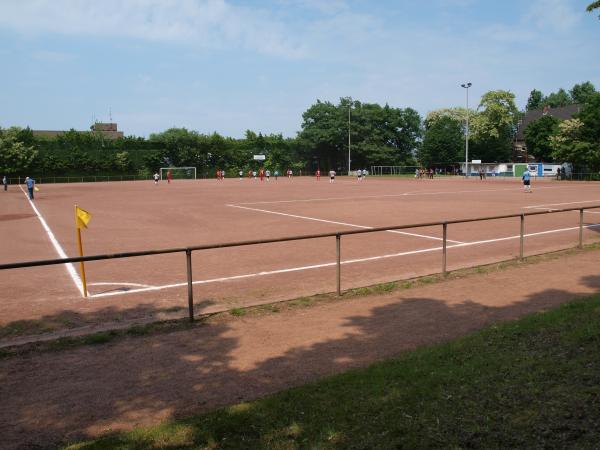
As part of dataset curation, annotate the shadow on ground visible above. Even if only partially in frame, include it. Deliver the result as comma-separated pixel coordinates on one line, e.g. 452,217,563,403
0,300,216,344
0,276,599,449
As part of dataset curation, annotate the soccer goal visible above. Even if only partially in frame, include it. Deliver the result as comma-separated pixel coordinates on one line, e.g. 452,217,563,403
370,166,420,176
159,167,197,180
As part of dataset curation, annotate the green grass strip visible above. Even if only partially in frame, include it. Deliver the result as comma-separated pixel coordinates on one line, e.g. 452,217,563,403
66,293,600,449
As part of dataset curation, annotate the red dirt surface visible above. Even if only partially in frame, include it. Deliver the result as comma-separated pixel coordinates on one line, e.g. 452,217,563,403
0,248,598,449
1,176,600,341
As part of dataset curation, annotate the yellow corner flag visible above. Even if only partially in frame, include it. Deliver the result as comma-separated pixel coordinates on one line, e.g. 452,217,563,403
75,205,91,298
76,206,92,229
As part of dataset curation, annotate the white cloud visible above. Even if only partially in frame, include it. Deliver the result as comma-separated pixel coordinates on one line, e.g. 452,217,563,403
0,0,307,58
525,0,581,32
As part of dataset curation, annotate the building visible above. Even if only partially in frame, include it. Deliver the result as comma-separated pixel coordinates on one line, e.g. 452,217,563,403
512,104,580,162
32,122,124,139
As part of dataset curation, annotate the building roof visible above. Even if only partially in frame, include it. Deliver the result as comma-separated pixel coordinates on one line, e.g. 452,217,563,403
32,123,124,140
515,104,581,141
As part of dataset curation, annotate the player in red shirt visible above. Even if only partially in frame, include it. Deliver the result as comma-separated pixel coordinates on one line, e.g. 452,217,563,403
315,169,321,180
259,168,265,181
166,170,173,184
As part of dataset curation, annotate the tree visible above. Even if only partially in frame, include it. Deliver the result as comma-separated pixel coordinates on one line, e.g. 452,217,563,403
114,151,131,172
570,82,597,104
587,1,600,18
526,89,544,111
523,115,560,162
0,127,38,175
298,98,421,171
550,119,600,170
576,92,600,142
544,88,571,107
419,115,464,166
470,90,519,162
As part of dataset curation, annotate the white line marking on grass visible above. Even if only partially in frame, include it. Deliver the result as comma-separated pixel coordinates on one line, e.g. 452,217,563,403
227,204,465,244
19,186,84,296
89,221,600,299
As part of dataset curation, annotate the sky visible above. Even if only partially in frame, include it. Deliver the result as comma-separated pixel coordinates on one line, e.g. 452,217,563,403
0,0,598,138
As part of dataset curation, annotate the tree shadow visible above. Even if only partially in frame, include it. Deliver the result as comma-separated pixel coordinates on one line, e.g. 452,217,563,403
0,300,217,344
0,274,599,449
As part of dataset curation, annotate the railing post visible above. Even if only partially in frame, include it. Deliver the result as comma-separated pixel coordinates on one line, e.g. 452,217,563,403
442,222,448,276
579,208,584,249
336,234,341,296
520,214,525,260
186,249,194,321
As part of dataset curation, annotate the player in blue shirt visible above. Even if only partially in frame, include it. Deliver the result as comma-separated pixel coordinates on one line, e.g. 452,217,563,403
522,170,531,193
25,177,35,200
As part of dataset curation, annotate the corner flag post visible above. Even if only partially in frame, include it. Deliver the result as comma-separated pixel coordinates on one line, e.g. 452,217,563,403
75,205,91,298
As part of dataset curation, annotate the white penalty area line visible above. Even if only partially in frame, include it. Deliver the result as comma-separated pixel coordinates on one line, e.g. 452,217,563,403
226,204,465,244
88,221,600,299
19,186,85,296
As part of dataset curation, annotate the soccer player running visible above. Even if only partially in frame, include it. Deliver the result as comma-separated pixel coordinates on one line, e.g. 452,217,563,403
329,169,336,183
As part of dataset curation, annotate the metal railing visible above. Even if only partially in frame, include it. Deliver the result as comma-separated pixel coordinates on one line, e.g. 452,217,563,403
1,205,599,322
7,175,152,184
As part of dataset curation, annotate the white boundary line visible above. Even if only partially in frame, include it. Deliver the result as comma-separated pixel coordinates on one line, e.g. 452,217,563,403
90,282,156,288
522,199,600,209
89,222,600,299
19,186,84,296
227,204,465,244
236,184,581,206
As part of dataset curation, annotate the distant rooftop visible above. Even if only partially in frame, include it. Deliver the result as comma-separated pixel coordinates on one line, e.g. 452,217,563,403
32,122,124,139
515,104,581,141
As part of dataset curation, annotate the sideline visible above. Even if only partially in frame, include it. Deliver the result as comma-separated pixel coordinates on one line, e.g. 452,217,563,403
19,185,84,296
89,222,600,299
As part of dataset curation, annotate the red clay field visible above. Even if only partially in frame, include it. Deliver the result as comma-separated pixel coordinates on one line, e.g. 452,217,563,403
1,175,600,339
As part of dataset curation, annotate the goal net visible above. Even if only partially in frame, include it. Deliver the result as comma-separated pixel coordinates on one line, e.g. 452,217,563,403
159,167,197,180
370,166,420,176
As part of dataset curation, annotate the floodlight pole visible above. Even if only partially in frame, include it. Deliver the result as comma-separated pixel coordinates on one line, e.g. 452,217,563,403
348,103,351,176
461,82,472,177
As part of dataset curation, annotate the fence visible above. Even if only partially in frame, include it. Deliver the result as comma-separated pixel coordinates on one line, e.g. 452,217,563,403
6,175,153,185
1,205,599,323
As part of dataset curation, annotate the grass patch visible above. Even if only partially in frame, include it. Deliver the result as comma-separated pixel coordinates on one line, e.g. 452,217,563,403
66,293,600,449
229,308,247,317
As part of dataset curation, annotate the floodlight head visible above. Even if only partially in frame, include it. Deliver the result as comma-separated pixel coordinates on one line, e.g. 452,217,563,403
461,82,472,88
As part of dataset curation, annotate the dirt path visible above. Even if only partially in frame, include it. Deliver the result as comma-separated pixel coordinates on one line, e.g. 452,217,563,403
1,249,599,449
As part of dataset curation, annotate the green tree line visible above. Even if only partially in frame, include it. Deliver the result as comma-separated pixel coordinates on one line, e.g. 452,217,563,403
2,82,599,178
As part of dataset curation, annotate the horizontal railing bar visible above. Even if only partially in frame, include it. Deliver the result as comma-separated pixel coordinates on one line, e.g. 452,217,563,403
1,204,599,271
